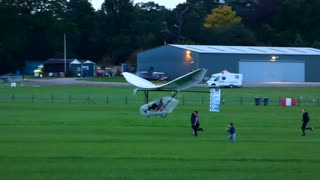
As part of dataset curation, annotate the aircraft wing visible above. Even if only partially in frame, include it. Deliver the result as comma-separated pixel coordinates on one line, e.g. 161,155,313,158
121,72,158,89
122,68,207,91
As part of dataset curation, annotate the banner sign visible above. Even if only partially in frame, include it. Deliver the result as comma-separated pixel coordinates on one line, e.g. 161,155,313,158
210,88,221,112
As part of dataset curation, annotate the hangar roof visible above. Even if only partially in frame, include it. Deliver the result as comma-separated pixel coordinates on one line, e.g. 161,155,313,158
169,44,320,55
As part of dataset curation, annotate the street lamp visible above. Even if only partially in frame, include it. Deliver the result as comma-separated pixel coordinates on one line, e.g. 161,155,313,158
270,56,278,62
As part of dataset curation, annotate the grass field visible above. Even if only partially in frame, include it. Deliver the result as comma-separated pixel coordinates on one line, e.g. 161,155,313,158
0,86,320,179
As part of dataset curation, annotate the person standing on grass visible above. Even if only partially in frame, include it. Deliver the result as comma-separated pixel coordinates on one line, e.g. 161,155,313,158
191,111,203,136
226,123,236,143
301,108,313,136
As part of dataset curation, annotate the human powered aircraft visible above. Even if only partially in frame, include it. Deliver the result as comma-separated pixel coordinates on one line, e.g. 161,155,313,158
122,68,207,118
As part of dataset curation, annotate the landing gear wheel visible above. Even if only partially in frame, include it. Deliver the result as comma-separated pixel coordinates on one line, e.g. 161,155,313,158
160,113,167,118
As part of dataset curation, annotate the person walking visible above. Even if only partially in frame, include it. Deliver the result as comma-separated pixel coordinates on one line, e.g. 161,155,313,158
226,123,236,143
191,111,203,136
301,108,313,136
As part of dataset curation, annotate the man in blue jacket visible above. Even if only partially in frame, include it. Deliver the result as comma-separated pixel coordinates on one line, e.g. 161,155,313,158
226,123,236,143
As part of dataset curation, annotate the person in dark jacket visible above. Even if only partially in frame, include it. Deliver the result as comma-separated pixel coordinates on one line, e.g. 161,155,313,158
191,111,203,136
301,109,313,136
226,123,236,142
148,98,164,111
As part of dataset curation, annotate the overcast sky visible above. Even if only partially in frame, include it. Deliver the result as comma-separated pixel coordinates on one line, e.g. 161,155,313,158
90,0,186,10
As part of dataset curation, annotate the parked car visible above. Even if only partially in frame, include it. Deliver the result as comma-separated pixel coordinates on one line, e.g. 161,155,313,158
136,71,168,81
136,71,149,79
96,69,113,77
151,72,168,81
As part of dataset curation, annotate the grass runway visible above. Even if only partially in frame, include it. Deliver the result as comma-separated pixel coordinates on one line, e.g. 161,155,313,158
0,86,319,179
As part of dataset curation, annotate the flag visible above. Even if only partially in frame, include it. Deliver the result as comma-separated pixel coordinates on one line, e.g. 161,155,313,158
281,98,296,106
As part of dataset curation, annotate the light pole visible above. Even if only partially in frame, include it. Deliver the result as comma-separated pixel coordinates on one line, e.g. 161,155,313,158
64,32,67,74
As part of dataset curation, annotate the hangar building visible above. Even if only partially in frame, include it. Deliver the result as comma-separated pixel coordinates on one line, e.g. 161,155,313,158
137,44,320,82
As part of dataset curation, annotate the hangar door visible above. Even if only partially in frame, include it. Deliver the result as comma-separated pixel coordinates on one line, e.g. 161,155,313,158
239,61,305,82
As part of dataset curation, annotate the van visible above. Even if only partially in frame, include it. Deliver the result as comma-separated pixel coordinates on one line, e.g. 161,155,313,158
206,72,243,88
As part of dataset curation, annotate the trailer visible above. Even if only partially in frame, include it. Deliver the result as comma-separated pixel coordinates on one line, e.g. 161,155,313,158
206,70,243,88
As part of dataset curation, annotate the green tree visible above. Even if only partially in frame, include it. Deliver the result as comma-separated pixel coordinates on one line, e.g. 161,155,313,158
204,5,242,29
134,2,170,48
205,23,256,45
0,0,67,73
99,0,136,65
277,0,320,46
0,2,27,73
202,5,255,45
65,0,99,60
101,0,135,33
160,0,222,44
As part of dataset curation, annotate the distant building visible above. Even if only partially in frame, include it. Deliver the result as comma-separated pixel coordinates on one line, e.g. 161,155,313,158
137,44,320,82
24,61,43,75
81,60,96,77
43,59,96,77
43,59,74,75
69,59,82,77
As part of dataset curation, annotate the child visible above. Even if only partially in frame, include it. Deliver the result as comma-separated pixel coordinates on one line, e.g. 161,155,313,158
226,123,236,143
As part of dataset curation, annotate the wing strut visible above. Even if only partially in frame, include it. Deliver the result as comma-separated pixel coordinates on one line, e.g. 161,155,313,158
144,90,149,103
160,91,179,112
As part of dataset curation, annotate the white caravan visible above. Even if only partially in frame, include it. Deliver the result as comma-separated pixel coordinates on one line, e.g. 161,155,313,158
206,71,243,88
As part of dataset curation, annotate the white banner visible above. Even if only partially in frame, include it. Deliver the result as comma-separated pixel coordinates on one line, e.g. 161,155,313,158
210,88,221,112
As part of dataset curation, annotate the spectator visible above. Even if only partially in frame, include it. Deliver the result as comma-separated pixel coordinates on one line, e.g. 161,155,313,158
301,109,313,136
191,111,203,136
226,123,236,143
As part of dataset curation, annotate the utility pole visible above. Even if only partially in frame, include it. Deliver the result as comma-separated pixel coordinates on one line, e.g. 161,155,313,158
64,32,67,74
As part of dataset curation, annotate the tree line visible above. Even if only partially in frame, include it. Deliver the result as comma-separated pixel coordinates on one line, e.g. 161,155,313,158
1,0,320,74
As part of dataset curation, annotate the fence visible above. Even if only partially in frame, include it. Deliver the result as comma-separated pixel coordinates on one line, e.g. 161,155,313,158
1,75,23,83
0,94,319,106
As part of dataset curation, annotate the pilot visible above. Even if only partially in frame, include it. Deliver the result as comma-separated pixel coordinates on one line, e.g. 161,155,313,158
148,98,164,111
